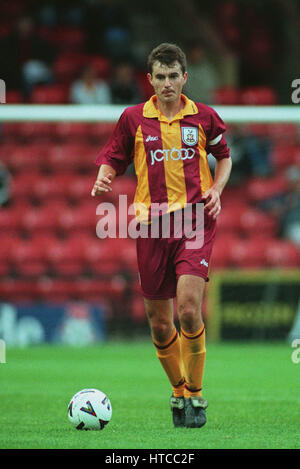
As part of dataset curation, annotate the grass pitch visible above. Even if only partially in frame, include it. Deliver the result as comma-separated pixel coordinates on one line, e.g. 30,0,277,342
1,341,299,449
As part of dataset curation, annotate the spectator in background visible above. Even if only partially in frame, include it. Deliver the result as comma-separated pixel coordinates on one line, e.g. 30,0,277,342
70,65,111,105
110,62,142,105
183,42,220,104
259,166,300,245
0,161,11,207
0,15,54,99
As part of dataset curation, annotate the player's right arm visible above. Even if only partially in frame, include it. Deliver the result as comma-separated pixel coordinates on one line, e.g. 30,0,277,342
91,164,116,197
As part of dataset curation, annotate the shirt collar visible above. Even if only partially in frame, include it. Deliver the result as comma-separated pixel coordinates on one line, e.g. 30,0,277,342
143,94,198,121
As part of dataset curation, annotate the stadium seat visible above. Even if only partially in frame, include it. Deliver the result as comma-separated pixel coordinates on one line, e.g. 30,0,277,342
0,205,23,232
228,237,270,268
9,143,50,172
31,84,70,104
64,174,95,202
88,122,116,144
240,86,277,105
5,89,23,104
45,237,85,276
13,122,57,142
21,205,59,232
9,238,48,277
238,207,278,237
46,143,90,171
246,175,288,203
51,27,86,53
213,87,241,105
86,55,111,80
0,279,38,301
266,123,299,145
1,123,23,141
272,145,300,170
217,204,247,234
11,171,43,199
53,54,85,84
32,172,78,201
210,234,239,268
55,123,93,142
264,240,300,267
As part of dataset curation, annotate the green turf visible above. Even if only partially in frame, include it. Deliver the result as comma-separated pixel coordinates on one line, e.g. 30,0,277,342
0,341,299,449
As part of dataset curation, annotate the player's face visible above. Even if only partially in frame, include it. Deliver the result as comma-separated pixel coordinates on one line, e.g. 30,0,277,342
147,61,187,104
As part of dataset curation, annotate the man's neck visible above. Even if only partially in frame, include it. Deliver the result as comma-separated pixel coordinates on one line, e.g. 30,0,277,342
156,96,185,121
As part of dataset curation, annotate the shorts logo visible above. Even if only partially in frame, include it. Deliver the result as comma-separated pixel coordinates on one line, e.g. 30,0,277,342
150,147,195,165
181,127,198,146
200,258,208,268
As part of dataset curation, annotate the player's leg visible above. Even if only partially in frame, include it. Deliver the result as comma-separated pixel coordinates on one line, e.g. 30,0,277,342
177,274,206,396
177,274,208,427
144,297,186,427
144,297,185,396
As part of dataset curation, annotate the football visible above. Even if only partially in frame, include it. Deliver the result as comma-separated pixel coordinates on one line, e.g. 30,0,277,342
68,388,112,431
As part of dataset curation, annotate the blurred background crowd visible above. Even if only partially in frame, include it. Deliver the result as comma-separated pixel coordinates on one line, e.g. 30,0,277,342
0,0,300,338
1,0,299,105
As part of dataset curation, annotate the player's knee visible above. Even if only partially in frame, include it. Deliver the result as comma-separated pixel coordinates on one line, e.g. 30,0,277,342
178,296,202,332
150,320,173,343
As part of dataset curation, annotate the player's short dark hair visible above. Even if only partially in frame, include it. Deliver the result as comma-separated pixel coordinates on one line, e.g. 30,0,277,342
147,43,187,75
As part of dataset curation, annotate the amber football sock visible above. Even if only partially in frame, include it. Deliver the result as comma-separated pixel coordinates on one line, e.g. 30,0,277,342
152,328,185,397
180,324,206,398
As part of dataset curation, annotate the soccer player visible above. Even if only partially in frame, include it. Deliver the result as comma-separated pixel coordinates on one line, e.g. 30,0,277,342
91,43,232,428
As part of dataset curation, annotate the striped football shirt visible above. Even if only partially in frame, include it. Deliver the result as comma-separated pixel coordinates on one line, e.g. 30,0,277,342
95,94,230,221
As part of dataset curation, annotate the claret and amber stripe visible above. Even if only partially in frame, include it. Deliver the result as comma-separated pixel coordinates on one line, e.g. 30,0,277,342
180,324,205,340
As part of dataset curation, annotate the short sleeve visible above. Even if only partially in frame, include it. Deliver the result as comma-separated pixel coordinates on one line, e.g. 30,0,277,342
94,109,134,175
208,108,226,142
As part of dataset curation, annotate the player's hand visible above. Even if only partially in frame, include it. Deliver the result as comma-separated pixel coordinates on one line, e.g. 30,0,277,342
91,173,113,197
202,187,221,219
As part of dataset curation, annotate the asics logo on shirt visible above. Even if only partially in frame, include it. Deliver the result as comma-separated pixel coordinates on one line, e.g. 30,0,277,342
146,135,159,142
150,147,195,165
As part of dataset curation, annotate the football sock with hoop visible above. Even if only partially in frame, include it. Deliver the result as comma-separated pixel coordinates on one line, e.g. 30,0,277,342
180,324,206,398
152,328,185,398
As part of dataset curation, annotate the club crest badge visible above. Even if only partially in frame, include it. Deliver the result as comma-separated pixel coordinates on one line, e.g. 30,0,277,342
181,127,198,146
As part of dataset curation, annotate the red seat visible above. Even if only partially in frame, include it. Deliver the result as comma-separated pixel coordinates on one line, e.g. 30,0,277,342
65,174,95,201
210,234,239,268
0,279,38,301
17,122,57,140
31,84,69,104
9,143,50,172
213,87,241,105
5,89,24,104
89,122,116,143
9,238,48,276
21,205,60,232
53,54,85,83
55,123,93,142
0,205,24,232
240,86,277,105
217,204,247,234
238,207,278,237
46,237,85,276
228,237,270,268
267,123,299,145
246,175,288,203
272,145,300,170
51,27,86,53
47,143,87,171
32,173,77,200
264,240,300,267
11,171,42,199
86,55,111,80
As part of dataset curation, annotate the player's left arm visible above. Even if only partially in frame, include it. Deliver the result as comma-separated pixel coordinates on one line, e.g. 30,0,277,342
203,157,232,219
203,130,232,219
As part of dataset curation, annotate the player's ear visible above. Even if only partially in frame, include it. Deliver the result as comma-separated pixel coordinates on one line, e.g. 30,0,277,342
183,71,188,84
147,73,153,86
